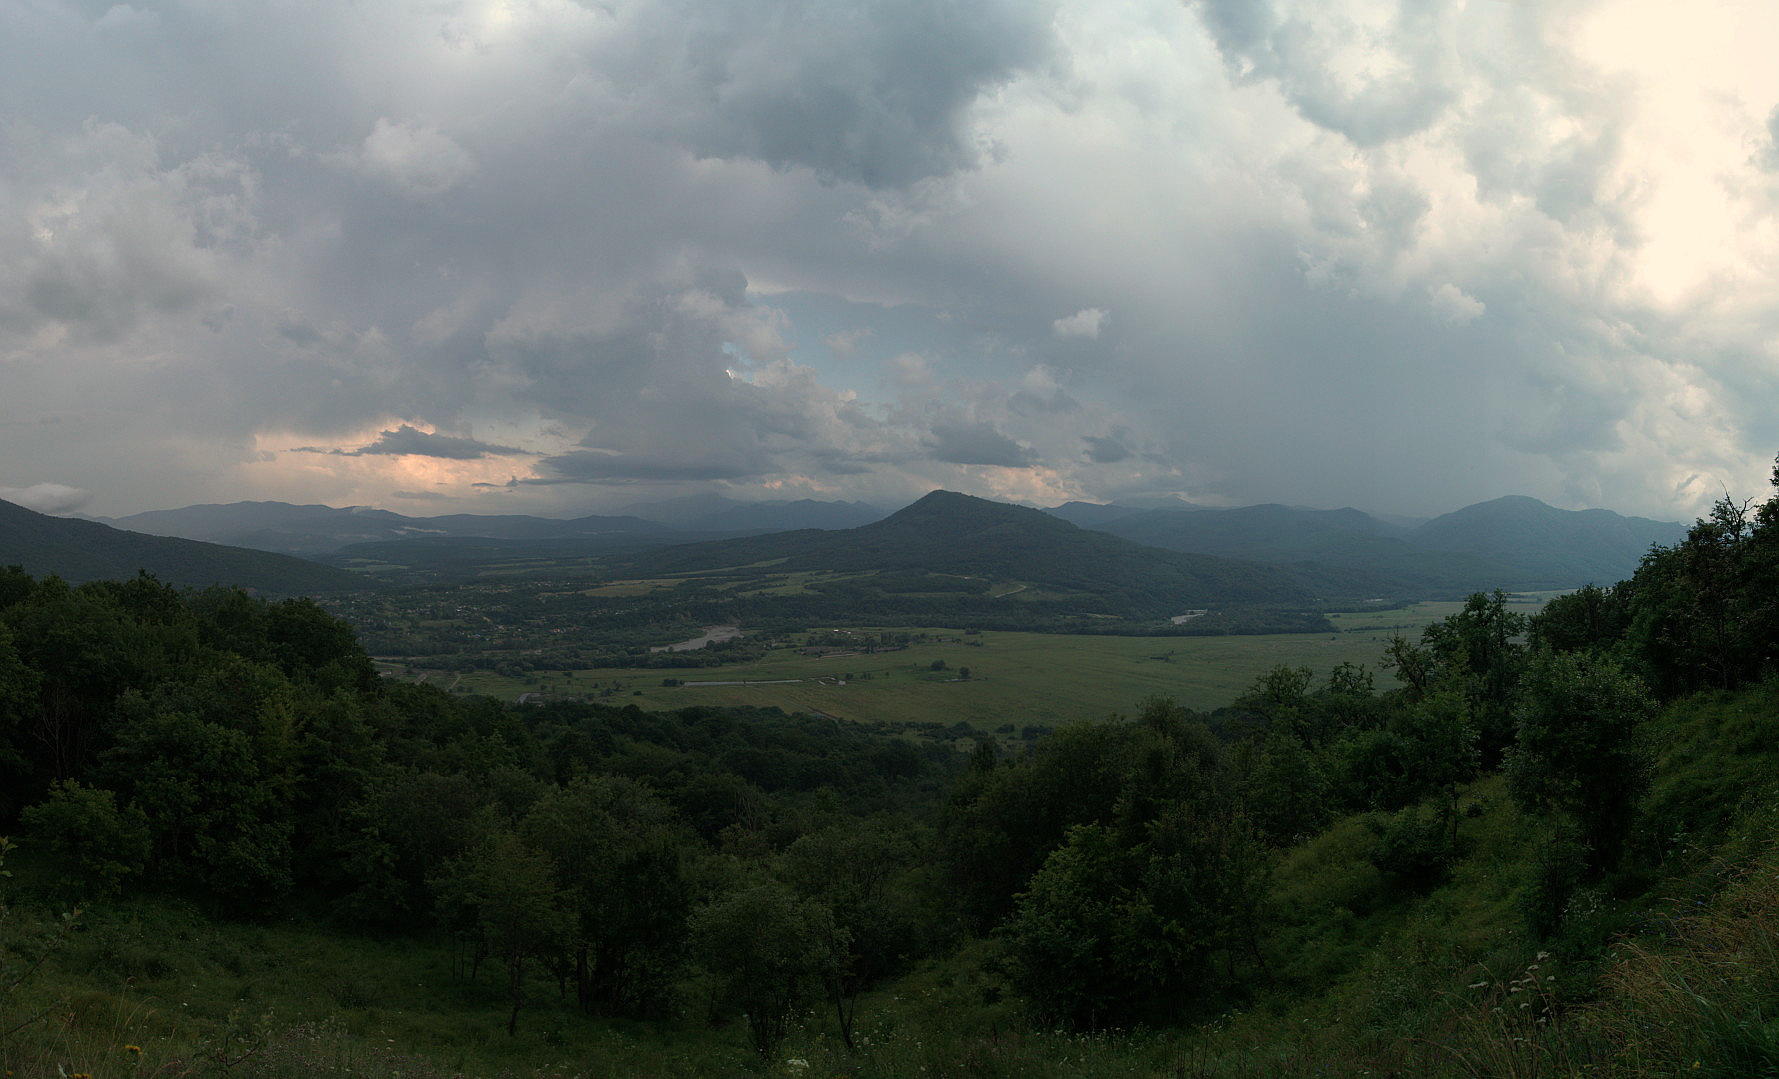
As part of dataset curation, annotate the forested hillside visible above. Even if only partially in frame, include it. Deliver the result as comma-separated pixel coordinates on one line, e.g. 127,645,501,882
3,459,1779,1076
0,498,364,595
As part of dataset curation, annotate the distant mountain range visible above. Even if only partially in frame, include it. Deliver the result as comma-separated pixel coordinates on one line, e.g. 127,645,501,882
1054,495,1687,592
0,499,363,595
17,489,1692,605
590,489,1391,616
98,497,888,556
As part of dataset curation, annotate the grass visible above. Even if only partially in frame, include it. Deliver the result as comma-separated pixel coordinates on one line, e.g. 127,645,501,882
436,612,1469,725
417,595,1563,724
2,896,758,1078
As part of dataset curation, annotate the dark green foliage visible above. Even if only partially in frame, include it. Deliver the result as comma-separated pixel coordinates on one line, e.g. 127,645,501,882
1419,590,1527,764
98,706,296,904
1003,824,1146,1029
1520,821,1587,938
18,780,150,899
432,827,571,1036
1003,805,1272,1030
940,717,1153,929
1529,582,1629,654
1505,650,1654,872
1339,689,1477,813
1624,495,1773,695
690,878,838,1058
782,817,932,1048
1366,805,1452,893
519,776,690,1019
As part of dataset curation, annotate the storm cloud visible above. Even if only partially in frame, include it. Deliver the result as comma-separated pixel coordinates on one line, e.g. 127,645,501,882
3,0,1777,523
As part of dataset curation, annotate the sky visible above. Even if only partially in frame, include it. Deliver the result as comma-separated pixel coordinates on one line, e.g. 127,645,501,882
4,0,1779,523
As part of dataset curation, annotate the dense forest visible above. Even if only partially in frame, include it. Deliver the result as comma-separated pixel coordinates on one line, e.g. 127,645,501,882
4,461,1779,1075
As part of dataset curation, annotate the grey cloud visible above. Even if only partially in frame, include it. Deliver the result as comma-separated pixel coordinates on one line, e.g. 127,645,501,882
1,123,221,344
0,483,93,515
1052,307,1107,339
1082,436,1132,464
531,450,762,485
1191,0,1456,146
3,0,1769,525
597,0,1059,187
306,425,529,461
926,422,1036,468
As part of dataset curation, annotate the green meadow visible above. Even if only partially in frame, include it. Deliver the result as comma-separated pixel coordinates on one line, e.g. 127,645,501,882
434,595,1556,724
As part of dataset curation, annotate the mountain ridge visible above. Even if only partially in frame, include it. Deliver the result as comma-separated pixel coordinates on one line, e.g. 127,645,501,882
0,499,364,595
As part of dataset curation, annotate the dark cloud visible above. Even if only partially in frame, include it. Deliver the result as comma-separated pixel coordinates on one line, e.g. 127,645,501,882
531,450,762,485
1083,436,1132,464
0,0,1769,523
300,425,527,460
600,0,1060,187
926,422,1036,468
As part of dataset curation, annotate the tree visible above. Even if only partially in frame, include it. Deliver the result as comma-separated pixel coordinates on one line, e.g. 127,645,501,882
97,704,295,906
519,776,690,1018
940,718,1143,929
782,818,927,1050
19,780,151,900
1003,824,1142,1029
1505,651,1654,872
690,880,838,1059
1625,497,1764,695
1530,583,1628,655
1003,808,1268,1030
1420,591,1527,765
433,828,570,1036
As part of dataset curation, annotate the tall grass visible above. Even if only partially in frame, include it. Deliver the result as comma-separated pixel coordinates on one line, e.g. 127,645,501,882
1588,847,1779,1076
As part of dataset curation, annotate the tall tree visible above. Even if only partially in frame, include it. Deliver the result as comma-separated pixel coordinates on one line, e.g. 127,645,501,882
520,775,690,1018
1419,590,1528,765
781,818,928,1050
1505,651,1654,872
433,828,571,1036
690,879,838,1059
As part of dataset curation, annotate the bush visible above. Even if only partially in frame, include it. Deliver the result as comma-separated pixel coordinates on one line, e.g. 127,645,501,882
19,781,150,900
1367,806,1453,893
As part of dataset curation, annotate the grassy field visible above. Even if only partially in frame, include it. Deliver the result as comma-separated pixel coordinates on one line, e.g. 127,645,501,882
415,594,1557,727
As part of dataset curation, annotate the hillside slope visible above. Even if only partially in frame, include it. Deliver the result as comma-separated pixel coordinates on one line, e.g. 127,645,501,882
0,499,363,594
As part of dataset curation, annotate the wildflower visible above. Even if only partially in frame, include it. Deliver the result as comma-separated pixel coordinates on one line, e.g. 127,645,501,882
124,1045,142,1054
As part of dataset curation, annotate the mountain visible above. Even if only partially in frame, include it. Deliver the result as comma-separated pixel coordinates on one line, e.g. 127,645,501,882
1407,495,1687,586
1058,497,1686,593
1042,501,1154,528
1067,503,1518,594
685,498,887,533
106,497,883,556
603,490,1405,619
0,499,364,594
106,501,678,556
615,493,886,532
